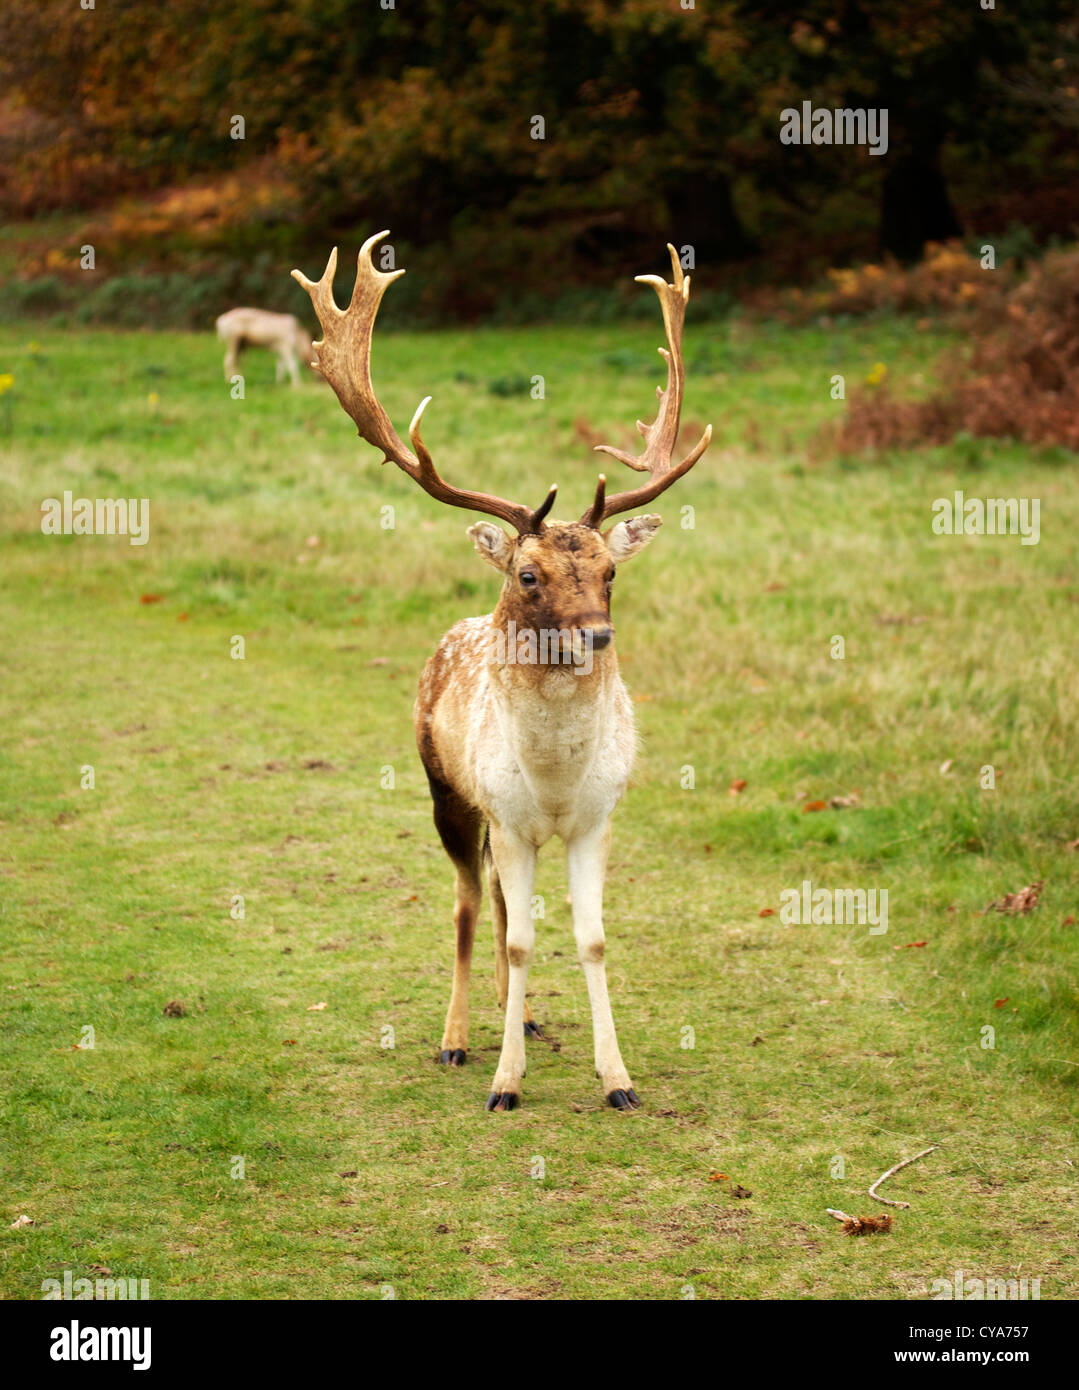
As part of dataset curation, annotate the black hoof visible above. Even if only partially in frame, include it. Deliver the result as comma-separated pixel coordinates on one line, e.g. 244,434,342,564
523,1020,544,1039
484,1091,519,1112
439,1049,466,1067
606,1088,640,1111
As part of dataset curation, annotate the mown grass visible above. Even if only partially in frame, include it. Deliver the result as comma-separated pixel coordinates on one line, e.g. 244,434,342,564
1,308,1077,1300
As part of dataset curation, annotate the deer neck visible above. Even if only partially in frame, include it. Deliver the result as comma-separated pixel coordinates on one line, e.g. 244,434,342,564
484,606,620,768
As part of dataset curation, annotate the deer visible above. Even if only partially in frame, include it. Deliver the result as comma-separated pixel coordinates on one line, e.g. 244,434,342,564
215,307,313,387
292,233,711,1112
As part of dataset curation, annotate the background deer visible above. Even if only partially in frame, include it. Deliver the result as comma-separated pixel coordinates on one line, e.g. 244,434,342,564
293,234,710,1111
215,307,313,386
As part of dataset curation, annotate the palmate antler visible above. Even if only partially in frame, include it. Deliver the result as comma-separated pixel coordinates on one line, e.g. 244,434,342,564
580,243,712,528
293,233,709,534
291,231,557,534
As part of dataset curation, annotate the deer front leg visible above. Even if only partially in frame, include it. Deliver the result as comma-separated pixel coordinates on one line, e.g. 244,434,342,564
485,824,536,1111
223,341,239,382
567,824,639,1110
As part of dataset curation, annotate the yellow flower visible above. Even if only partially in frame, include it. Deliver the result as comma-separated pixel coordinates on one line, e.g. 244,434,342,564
865,362,887,386
147,391,160,408
0,373,14,395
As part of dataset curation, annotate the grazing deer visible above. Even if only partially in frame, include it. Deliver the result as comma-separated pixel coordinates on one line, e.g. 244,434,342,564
292,234,711,1111
215,307,313,387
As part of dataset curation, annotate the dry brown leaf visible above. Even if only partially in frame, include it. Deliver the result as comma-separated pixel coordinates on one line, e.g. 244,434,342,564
987,880,1043,915
842,1213,892,1236
803,800,828,813
729,778,747,795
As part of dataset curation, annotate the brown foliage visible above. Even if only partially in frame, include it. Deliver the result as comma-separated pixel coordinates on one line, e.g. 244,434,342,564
833,246,1079,452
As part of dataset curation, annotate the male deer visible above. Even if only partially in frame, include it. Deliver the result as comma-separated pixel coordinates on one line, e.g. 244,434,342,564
215,307,313,387
292,234,711,1111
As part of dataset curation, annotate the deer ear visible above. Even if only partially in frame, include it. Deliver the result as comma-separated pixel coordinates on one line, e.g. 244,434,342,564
606,514,662,562
468,521,514,572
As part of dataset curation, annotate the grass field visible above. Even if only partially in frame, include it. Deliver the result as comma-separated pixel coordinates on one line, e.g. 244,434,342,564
1,305,1077,1300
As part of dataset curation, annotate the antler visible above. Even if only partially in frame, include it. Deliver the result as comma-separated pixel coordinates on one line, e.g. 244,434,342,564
581,243,712,528
292,231,557,534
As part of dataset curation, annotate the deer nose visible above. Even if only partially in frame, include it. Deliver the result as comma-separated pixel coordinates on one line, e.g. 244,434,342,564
585,626,614,650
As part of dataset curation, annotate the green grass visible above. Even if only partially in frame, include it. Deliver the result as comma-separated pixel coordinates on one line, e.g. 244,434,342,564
1,312,1077,1300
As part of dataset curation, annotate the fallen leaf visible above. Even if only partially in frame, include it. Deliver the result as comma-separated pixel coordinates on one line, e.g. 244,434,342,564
162,999,185,1017
88,1264,111,1276
829,793,860,809
140,593,165,605
994,997,1010,1007
10,1214,33,1229
758,907,775,917
802,799,828,813
1063,915,1075,926
987,880,1043,915
729,778,747,795
707,1173,729,1182
282,1039,298,1046
731,1184,753,1199
306,1001,328,1012
338,1170,357,1178
840,1213,892,1236
893,940,928,950
939,759,953,775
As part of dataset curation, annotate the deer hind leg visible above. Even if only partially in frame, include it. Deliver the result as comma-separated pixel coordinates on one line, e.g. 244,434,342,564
487,837,542,1038
485,823,537,1111
428,775,483,1067
567,822,638,1111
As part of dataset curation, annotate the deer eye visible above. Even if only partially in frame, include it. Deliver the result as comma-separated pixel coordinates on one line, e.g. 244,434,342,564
519,570,538,588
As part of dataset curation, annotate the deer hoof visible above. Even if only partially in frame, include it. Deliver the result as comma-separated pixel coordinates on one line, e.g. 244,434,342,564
439,1049,466,1067
606,1088,640,1111
484,1091,519,1112
523,1020,544,1039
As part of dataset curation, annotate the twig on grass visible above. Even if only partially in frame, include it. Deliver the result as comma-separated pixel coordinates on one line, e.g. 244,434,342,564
868,1144,940,1209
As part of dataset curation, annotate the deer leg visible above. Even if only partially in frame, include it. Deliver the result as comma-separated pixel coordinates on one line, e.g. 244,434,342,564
283,345,300,387
488,851,542,1037
223,341,239,382
428,776,483,1066
485,823,536,1111
567,823,638,1110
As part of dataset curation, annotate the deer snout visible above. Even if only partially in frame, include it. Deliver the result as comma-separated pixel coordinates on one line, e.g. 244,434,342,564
582,625,614,650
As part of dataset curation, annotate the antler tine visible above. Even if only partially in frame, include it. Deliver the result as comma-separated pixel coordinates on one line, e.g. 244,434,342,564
580,242,712,528
292,232,555,534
